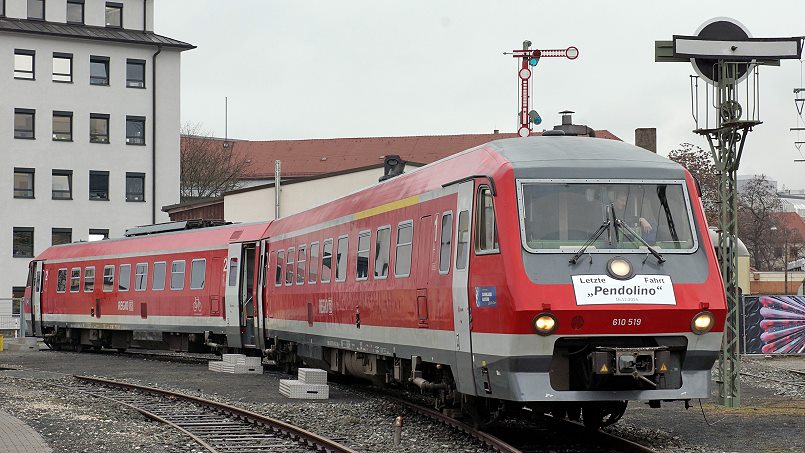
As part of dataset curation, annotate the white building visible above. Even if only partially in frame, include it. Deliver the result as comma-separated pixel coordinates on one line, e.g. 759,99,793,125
0,0,193,299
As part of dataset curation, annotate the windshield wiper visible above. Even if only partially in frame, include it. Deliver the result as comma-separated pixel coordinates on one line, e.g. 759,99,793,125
611,209,666,263
569,219,611,264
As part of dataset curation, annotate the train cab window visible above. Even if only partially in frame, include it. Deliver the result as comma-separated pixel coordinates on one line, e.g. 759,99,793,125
152,262,166,290
308,242,320,284
102,265,114,292
439,212,453,274
285,247,295,286
356,231,371,281
134,263,147,291
119,264,131,291
275,250,285,286
70,268,81,292
57,268,67,293
336,236,348,282
190,259,206,289
171,261,185,290
475,187,499,253
296,245,306,285
321,239,333,283
374,226,390,279
395,221,413,278
456,210,470,270
83,267,95,292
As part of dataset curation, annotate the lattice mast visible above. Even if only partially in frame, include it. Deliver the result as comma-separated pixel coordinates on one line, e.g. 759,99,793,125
657,17,803,407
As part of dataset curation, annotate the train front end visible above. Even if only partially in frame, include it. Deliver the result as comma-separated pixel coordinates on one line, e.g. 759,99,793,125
471,137,726,425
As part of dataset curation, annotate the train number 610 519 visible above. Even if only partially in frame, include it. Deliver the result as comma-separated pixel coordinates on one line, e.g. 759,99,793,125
612,318,642,326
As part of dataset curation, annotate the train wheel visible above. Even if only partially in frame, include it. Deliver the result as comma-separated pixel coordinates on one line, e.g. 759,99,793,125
581,401,627,429
461,395,505,428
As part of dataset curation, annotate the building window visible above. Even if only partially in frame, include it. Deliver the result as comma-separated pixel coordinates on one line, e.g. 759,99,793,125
52,53,72,82
125,116,145,145
134,263,147,291
152,262,166,290
439,212,453,274
14,50,35,80
83,266,95,292
321,239,333,283
51,228,71,245
118,264,131,291
90,114,109,143
103,265,114,292
88,229,109,241
12,227,34,258
374,226,391,279
89,171,109,200
27,0,44,20
66,0,83,24
89,56,109,85
70,268,80,292
336,236,348,282
475,187,499,253
356,231,370,281
395,221,413,277
52,170,72,200
125,172,145,202
56,269,67,293
171,261,185,290
308,242,319,284
105,2,122,27
13,168,34,198
52,111,72,141
126,59,145,88
14,109,35,139
190,259,205,289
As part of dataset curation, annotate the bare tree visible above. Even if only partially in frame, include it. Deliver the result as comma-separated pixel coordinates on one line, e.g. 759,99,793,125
737,175,781,270
668,143,719,226
180,123,250,201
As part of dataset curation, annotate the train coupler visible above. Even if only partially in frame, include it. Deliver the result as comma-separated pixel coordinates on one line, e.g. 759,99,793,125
590,346,671,376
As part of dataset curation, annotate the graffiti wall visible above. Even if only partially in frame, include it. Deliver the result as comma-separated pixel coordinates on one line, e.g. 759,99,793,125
742,295,805,354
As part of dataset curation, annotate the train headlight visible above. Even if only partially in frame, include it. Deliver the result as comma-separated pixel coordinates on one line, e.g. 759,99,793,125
533,313,558,336
691,311,714,334
607,257,633,280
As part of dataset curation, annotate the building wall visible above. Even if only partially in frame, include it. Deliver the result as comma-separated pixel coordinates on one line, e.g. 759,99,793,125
0,0,183,297
224,165,418,223
749,271,805,295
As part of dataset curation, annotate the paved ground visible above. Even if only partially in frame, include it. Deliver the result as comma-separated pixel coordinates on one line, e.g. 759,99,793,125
0,409,52,453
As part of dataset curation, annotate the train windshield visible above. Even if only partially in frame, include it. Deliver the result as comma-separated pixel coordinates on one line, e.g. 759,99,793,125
519,181,696,253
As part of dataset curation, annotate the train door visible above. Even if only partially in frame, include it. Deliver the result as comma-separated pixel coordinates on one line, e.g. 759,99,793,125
224,241,259,350
28,261,44,336
415,214,437,327
451,181,476,394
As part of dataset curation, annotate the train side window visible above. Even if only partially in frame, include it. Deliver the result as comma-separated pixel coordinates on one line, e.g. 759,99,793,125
456,210,470,270
374,226,390,279
84,267,95,292
439,212,453,274
275,250,284,286
171,260,185,290
297,245,306,285
395,220,413,278
57,268,67,293
190,259,206,289
102,265,114,292
321,239,333,283
152,262,166,291
475,187,499,254
336,235,348,282
356,230,371,281
134,263,148,291
70,267,81,292
119,264,131,291
285,247,295,286
308,242,320,284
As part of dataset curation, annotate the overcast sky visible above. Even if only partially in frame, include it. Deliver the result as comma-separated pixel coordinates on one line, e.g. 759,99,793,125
154,1,805,189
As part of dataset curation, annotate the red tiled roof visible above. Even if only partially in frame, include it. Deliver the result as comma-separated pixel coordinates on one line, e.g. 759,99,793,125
772,211,805,241
185,131,621,179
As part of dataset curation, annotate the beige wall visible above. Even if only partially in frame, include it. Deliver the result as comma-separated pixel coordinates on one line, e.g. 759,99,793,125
224,164,419,223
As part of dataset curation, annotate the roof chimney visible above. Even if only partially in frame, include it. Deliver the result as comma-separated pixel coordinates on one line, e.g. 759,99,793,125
552,110,595,137
635,128,657,153
560,110,574,126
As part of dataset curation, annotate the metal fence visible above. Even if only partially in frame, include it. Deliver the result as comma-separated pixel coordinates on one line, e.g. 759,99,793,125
0,298,22,337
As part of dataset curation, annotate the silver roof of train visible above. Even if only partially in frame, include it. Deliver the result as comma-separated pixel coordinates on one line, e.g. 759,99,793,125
487,136,686,180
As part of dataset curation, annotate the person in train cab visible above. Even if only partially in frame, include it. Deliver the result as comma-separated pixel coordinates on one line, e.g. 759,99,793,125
613,191,655,242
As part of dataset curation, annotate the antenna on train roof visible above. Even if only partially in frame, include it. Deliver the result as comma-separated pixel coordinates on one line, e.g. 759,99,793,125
379,155,406,182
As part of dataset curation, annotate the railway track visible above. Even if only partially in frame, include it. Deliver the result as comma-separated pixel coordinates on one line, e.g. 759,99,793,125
72,375,356,453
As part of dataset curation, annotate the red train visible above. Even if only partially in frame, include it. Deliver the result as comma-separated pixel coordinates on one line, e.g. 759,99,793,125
24,136,726,427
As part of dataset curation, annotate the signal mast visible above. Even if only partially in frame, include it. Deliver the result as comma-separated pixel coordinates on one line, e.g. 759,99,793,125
505,41,578,137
